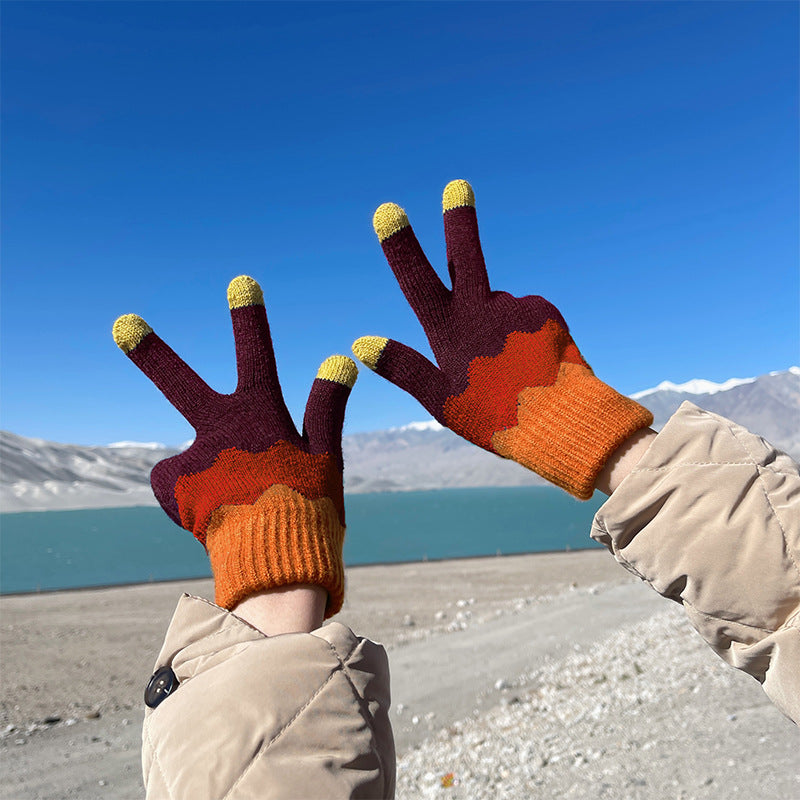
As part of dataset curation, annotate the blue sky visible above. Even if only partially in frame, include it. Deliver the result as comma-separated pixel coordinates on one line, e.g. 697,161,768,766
3,1,798,446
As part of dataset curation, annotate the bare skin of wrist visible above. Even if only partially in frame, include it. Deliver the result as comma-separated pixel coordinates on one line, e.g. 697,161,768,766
231,584,327,636
595,427,658,496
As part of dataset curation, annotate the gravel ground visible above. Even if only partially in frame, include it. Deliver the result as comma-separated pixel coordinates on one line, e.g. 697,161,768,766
395,605,800,799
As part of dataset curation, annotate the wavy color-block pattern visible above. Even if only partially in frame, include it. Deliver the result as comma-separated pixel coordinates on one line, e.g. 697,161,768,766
206,485,345,614
492,362,654,499
442,321,587,450
360,181,655,498
114,275,354,613
175,442,344,545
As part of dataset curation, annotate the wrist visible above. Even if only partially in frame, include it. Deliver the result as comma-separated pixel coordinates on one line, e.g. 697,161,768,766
231,584,327,636
594,427,658,495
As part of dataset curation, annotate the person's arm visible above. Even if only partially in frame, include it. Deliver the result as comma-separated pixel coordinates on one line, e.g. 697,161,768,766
231,583,327,635
594,426,658,496
590,402,800,725
113,276,395,799
594,411,800,725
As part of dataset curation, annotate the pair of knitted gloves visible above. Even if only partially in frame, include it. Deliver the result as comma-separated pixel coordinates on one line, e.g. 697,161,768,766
113,181,652,617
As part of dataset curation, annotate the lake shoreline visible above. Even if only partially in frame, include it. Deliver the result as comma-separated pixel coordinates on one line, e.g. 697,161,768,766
0,545,603,598
2,481,560,515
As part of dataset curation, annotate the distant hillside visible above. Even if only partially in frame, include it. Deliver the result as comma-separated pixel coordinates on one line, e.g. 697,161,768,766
632,367,799,455
2,368,797,512
342,424,546,494
0,435,180,512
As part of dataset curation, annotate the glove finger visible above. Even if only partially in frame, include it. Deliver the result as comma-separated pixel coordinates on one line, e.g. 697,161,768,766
112,314,216,425
373,202,450,325
352,336,450,421
442,179,491,299
303,356,358,463
227,276,286,404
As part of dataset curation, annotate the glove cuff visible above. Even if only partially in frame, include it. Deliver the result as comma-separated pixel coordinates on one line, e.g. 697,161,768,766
491,363,654,499
205,485,346,617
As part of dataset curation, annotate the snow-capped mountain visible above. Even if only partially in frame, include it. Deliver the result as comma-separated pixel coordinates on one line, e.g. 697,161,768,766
631,375,759,399
630,367,799,452
106,440,169,450
390,420,445,433
2,368,797,512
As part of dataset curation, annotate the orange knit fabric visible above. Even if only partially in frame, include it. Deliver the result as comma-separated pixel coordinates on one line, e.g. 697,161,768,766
492,362,654,499
206,485,346,614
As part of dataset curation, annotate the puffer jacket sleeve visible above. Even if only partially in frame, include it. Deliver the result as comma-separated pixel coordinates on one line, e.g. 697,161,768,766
141,594,395,800
591,401,800,724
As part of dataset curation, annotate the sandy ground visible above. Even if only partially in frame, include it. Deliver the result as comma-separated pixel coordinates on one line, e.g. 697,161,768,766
1,551,797,799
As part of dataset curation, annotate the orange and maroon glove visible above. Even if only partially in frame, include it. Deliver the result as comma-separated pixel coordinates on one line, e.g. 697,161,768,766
352,180,652,500
112,276,356,615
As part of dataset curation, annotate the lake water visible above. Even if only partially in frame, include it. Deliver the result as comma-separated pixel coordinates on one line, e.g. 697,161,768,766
0,486,605,594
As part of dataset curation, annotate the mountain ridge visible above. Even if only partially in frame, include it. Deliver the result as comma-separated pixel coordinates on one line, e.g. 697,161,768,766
2,368,797,512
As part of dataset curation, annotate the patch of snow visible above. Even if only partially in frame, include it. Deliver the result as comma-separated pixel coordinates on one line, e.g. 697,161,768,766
631,375,756,400
105,441,168,450
393,420,445,433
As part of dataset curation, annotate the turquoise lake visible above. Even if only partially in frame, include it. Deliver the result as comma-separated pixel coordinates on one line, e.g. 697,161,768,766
0,486,605,594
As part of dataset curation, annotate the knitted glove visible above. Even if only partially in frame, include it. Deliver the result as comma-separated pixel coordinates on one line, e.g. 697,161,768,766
112,276,357,615
352,180,653,500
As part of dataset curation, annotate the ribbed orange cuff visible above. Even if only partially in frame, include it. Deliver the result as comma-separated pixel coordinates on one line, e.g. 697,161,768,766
492,363,654,499
205,485,345,617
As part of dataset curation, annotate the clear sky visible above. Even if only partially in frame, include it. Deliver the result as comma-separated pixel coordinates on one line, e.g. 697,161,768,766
2,1,798,446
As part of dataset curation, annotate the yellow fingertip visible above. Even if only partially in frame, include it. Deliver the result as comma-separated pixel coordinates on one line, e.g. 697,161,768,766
227,275,264,309
442,179,475,212
317,355,358,389
351,336,388,371
373,203,409,243
112,314,153,354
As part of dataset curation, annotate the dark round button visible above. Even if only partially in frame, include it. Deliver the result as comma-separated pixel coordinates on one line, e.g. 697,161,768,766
144,666,179,709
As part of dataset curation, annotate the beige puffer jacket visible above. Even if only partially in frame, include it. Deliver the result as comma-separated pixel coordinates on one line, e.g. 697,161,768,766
142,402,799,799
591,402,800,724
141,603,395,799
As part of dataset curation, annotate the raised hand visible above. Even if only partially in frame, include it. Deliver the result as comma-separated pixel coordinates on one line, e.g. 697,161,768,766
112,276,357,615
352,180,652,499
